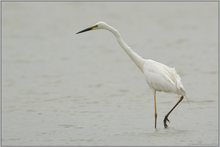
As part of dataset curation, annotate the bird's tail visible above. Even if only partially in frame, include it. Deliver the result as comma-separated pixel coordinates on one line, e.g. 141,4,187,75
182,94,190,105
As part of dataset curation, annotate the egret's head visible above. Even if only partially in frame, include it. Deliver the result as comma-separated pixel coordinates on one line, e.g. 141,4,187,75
76,21,108,34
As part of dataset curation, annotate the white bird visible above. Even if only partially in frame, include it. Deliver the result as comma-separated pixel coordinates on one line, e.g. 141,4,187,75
76,21,186,128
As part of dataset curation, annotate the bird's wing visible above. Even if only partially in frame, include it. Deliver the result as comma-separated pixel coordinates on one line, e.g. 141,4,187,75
159,63,185,95
144,59,185,95
144,60,176,91
149,60,176,85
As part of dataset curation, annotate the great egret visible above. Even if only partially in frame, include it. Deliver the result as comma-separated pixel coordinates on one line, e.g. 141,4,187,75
76,21,186,129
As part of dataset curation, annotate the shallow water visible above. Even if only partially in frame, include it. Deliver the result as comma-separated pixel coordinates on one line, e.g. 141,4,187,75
2,2,218,146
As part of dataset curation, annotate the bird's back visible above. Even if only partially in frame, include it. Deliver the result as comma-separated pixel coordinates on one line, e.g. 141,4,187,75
143,59,185,96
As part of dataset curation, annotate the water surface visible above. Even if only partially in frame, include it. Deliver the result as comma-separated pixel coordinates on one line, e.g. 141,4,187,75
2,2,218,146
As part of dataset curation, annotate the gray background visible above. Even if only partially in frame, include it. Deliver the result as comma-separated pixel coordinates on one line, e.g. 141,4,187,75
2,2,218,146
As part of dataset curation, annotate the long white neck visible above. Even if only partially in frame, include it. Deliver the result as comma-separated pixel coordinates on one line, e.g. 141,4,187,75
104,24,145,72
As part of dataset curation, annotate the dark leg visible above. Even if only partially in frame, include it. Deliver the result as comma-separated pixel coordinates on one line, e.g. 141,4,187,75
154,90,157,129
163,96,184,128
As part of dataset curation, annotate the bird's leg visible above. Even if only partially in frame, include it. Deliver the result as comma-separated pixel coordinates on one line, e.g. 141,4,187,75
163,96,184,128
154,91,157,129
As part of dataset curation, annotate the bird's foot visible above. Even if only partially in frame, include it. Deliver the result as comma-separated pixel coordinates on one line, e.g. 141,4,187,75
163,115,170,128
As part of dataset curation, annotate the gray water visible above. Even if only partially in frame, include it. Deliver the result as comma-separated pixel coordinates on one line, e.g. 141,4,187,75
2,2,218,146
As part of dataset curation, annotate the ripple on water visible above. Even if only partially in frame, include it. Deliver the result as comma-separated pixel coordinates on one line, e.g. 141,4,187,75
188,100,215,104
58,124,76,128
8,138,21,141
145,128,190,137
118,89,129,93
85,100,100,104
88,83,103,88
70,138,94,142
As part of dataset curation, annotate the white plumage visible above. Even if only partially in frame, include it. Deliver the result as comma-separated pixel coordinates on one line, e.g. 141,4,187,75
76,21,186,129
143,59,185,96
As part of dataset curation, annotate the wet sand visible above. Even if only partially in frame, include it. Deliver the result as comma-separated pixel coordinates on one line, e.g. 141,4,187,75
2,2,218,146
